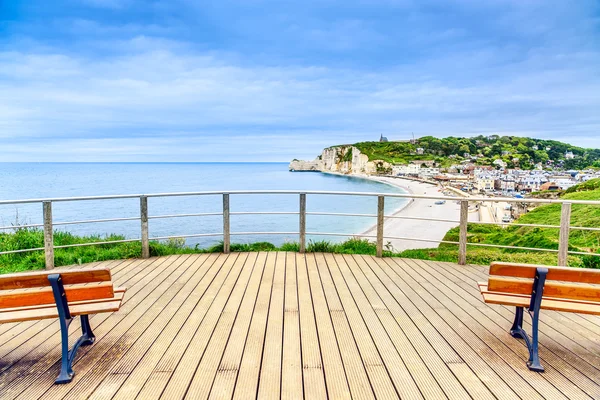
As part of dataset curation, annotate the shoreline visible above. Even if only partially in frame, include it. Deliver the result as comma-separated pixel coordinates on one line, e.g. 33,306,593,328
322,171,478,252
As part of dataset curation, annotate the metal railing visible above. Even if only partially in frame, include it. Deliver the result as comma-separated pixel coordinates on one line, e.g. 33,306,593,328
0,190,599,269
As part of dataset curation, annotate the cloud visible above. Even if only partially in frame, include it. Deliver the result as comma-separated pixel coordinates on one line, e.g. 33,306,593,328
0,0,599,161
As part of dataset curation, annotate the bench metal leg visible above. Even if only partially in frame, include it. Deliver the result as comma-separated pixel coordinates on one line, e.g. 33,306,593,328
508,268,547,373
55,315,96,384
510,306,524,338
49,274,97,384
526,307,544,372
80,315,95,346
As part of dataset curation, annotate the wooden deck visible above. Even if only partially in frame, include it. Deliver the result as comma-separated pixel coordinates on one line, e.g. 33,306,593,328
1,253,600,399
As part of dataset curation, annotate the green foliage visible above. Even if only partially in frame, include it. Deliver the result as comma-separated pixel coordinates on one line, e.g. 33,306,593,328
348,135,600,170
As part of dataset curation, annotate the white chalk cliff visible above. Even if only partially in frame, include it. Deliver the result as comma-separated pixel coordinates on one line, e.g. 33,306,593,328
289,146,392,175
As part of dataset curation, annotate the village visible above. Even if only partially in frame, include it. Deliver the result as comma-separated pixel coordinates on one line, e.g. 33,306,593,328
392,151,600,196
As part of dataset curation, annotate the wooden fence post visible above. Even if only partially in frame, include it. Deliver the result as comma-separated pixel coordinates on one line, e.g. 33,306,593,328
299,193,306,253
558,202,572,266
223,193,230,254
376,196,384,257
140,196,149,259
458,200,469,265
43,201,54,270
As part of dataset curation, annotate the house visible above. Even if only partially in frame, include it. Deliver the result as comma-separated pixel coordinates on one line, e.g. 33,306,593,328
565,151,575,159
493,159,507,169
416,147,425,155
411,160,435,167
517,174,548,192
393,164,420,175
496,174,516,192
488,135,499,141
539,182,560,191
532,145,539,150
475,174,495,192
418,167,440,178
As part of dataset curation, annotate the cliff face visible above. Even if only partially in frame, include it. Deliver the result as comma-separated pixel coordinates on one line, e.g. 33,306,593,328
289,146,392,175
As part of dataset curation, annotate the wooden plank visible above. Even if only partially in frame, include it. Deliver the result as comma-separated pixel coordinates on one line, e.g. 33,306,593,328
440,260,600,395
2,254,195,400
405,258,595,400
317,253,375,400
490,262,600,284
295,253,327,399
105,253,226,400
231,252,277,400
158,253,253,400
84,253,224,400
305,253,351,400
0,259,148,368
256,252,286,400
336,254,425,400
442,260,600,374
0,292,125,324
323,253,400,400
281,252,303,400
377,257,538,400
0,267,111,290
209,252,272,399
130,253,242,400
354,254,471,400
184,252,264,399
487,276,600,302
0,282,114,310
480,284,600,315
44,254,209,400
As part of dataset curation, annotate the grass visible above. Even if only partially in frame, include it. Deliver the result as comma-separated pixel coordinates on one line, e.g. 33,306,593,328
0,229,388,274
399,179,600,269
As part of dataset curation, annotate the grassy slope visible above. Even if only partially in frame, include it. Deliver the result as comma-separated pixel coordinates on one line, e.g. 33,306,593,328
399,179,600,268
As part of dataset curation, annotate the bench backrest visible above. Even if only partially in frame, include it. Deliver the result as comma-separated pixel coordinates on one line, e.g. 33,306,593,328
0,267,114,309
489,262,600,302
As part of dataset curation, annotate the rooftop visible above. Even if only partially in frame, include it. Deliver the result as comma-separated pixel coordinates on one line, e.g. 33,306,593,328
1,253,600,399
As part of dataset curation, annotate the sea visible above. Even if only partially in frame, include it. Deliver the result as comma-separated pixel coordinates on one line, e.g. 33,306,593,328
0,163,407,247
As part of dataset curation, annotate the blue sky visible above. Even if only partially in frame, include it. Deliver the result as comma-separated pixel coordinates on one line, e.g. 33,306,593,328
1,0,599,162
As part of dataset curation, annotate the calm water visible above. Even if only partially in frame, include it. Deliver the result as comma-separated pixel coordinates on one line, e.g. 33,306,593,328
0,163,406,246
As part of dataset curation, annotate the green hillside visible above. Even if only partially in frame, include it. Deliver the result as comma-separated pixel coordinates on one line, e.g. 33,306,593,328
351,135,600,170
400,178,600,268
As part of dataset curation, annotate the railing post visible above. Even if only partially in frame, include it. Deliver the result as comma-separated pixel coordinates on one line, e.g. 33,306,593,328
558,202,572,266
43,201,54,270
376,196,384,257
140,196,149,259
458,200,469,265
223,193,230,254
299,193,306,253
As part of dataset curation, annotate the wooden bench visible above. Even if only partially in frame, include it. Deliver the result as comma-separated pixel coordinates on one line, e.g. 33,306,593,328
0,267,126,384
478,261,600,372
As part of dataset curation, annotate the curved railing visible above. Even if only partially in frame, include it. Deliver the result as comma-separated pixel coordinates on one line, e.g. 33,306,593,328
1,190,599,268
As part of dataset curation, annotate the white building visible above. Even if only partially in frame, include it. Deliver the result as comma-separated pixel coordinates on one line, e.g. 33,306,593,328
565,151,575,159
393,164,420,175
475,174,495,192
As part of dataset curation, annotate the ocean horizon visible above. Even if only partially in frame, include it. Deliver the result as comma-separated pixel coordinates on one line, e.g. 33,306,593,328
0,162,407,247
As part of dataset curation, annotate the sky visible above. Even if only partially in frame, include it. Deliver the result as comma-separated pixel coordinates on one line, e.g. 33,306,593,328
1,0,599,162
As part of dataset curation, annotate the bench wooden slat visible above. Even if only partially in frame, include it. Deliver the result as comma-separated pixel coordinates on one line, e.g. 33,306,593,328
0,290,126,324
0,282,116,309
490,262,600,284
0,287,126,313
0,267,112,290
487,276,600,302
478,283,600,315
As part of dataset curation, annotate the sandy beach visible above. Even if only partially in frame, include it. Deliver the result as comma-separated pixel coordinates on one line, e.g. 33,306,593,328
356,175,480,252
